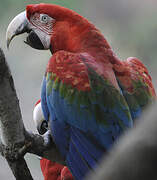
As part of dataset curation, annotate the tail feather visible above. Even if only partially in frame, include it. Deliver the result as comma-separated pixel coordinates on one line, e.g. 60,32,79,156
71,127,104,162
66,142,89,180
66,127,105,180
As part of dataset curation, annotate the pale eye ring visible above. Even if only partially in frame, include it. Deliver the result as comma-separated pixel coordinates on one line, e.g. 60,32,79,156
40,14,49,23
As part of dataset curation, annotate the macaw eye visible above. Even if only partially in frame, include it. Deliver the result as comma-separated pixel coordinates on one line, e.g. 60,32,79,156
40,14,49,23
30,13,54,36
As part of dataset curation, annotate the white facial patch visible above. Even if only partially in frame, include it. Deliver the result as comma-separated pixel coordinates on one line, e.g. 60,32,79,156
29,13,55,49
33,28,51,49
33,102,45,128
30,13,54,35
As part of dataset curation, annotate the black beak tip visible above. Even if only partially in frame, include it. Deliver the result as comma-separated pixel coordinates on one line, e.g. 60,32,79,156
37,121,48,135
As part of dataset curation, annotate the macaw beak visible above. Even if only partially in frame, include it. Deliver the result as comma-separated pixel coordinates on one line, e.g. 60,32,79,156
6,11,29,49
6,11,45,50
37,120,48,135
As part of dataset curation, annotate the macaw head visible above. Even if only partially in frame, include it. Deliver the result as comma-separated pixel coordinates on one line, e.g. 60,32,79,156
6,3,105,54
33,99,48,135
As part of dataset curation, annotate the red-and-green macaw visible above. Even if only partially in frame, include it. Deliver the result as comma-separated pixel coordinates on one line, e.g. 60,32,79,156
33,100,73,180
6,3,156,180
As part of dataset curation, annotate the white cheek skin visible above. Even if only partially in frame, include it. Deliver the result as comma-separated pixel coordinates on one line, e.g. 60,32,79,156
34,28,51,49
33,103,45,128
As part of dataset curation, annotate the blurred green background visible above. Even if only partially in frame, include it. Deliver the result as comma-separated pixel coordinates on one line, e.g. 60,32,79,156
0,0,157,179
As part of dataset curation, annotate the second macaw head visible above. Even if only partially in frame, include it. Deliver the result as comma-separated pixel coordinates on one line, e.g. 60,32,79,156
33,99,48,135
6,3,105,54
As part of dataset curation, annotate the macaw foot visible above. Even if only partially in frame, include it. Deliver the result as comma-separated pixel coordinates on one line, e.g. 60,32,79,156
42,130,66,165
25,130,65,165
43,130,54,147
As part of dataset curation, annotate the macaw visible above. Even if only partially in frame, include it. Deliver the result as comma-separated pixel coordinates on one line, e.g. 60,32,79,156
6,3,156,180
33,100,74,180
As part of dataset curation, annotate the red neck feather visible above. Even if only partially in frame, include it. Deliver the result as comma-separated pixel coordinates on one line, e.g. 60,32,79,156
27,4,120,65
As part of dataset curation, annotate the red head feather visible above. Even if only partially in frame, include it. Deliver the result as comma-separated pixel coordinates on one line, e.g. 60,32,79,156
40,158,74,180
35,99,41,107
26,3,112,59
26,3,88,24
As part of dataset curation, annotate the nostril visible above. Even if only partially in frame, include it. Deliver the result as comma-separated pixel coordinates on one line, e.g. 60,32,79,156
26,28,31,33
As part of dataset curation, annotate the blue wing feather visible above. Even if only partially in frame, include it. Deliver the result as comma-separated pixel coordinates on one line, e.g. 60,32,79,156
41,78,49,122
41,54,143,180
41,75,134,179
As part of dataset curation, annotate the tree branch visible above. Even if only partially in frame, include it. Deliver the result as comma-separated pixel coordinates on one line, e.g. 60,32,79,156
0,47,64,180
